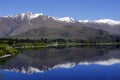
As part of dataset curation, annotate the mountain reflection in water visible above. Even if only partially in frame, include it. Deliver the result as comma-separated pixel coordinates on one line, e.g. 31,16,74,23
1,63,120,80
0,45,120,80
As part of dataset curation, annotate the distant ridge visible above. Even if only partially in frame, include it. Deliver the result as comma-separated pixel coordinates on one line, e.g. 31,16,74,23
2,12,120,25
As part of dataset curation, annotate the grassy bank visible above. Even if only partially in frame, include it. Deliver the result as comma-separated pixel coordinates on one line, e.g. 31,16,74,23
0,44,18,56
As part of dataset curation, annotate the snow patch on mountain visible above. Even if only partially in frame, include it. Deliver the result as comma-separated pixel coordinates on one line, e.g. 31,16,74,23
3,12,44,20
16,12,44,20
51,16,76,23
57,17,75,23
78,20,93,23
79,19,120,25
94,19,120,25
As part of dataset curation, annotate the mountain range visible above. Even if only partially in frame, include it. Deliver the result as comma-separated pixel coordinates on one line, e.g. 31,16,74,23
0,12,120,40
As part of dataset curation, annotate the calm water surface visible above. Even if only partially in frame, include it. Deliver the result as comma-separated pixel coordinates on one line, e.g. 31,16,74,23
0,45,120,80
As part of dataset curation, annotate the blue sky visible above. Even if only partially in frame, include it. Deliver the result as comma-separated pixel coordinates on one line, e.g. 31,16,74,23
0,0,120,20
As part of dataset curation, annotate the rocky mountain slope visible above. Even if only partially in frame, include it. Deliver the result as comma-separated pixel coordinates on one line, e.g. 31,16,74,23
0,12,120,39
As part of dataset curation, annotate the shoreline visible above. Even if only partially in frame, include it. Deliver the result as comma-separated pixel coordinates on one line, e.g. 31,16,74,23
0,54,13,59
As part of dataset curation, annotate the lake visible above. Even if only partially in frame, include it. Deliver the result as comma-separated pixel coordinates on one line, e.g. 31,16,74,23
0,45,120,80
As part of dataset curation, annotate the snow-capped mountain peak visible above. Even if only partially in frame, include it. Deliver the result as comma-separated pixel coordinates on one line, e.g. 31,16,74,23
78,20,92,23
17,12,44,20
78,19,120,25
51,16,76,23
57,17,75,23
3,12,44,20
94,19,120,25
